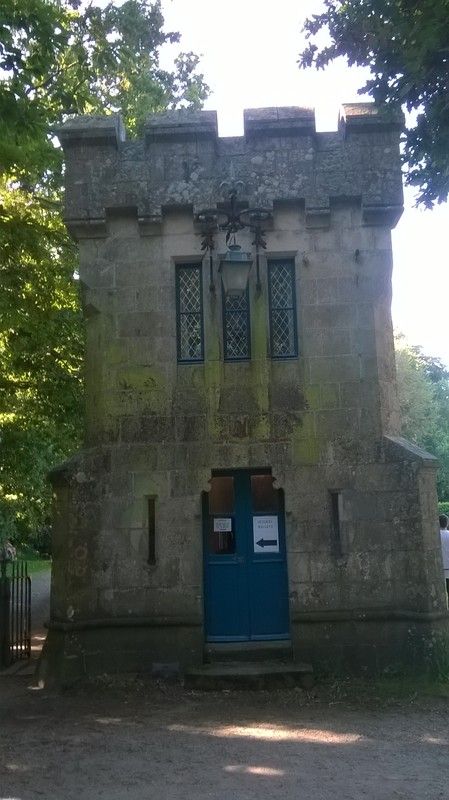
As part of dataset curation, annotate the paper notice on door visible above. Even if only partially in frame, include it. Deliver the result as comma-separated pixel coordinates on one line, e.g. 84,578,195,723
253,516,279,553
214,518,232,532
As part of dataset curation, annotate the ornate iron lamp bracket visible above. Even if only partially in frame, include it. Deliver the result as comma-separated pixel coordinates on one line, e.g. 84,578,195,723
196,181,272,296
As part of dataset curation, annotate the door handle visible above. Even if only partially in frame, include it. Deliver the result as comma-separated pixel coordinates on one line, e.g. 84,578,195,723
235,556,245,563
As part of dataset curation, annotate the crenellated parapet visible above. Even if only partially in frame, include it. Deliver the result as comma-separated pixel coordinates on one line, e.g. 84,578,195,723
57,103,404,239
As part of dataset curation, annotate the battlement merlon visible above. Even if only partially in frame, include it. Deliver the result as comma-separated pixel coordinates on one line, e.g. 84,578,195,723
57,103,404,237
57,113,126,147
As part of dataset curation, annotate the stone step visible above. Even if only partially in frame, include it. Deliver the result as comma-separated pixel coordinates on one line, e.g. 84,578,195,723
185,660,314,691
204,640,293,664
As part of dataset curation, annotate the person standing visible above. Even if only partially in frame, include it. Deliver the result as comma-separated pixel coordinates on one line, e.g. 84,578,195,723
440,514,449,600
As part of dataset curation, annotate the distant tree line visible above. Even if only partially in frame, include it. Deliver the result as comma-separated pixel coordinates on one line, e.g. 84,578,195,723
395,336,449,504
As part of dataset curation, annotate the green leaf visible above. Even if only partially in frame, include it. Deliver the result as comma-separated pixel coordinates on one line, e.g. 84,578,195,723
0,0,209,549
298,0,449,206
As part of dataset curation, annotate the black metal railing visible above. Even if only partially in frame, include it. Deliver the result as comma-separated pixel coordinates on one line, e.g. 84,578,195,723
0,561,31,668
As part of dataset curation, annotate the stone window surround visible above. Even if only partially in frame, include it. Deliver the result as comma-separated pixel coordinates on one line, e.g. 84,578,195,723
174,249,301,365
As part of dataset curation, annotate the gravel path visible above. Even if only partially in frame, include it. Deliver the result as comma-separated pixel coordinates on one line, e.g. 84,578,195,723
0,566,51,673
0,681,447,800
1,571,447,798
30,568,51,633
28,567,51,661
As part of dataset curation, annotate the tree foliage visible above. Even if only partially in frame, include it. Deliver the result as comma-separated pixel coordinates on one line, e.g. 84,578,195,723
299,0,449,207
395,336,449,500
0,0,208,550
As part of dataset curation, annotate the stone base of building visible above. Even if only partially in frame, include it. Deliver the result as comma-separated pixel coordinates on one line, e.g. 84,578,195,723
38,612,449,687
38,621,203,688
292,612,449,675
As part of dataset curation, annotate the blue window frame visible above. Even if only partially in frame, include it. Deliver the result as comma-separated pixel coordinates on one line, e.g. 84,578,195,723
222,284,251,361
268,259,298,358
176,263,204,362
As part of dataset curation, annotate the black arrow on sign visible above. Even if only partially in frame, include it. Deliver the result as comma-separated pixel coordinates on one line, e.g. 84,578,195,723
256,538,277,548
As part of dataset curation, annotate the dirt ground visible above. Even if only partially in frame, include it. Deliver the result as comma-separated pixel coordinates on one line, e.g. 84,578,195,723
1,676,448,800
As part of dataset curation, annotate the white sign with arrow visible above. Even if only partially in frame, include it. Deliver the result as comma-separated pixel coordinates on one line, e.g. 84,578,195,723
253,516,279,553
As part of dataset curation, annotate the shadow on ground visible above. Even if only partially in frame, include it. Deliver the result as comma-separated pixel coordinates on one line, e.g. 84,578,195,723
1,571,447,799
0,677,448,800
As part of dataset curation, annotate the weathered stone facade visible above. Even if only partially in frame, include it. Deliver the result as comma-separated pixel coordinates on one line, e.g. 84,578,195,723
42,105,449,683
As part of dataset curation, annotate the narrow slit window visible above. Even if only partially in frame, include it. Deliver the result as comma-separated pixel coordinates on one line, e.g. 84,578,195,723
268,259,298,358
148,496,156,564
329,490,343,557
176,264,204,362
222,284,251,360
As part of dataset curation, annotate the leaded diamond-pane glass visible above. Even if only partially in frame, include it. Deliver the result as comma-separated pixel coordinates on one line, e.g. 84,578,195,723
179,269,201,313
176,265,204,361
179,313,202,360
269,260,297,358
271,265,293,308
271,309,295,356
226,293,248,312
223,286,250,360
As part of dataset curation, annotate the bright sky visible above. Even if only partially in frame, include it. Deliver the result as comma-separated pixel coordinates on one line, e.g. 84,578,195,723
160,0,449,367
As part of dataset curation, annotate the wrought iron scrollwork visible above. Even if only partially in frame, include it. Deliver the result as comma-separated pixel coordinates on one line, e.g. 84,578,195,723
196,182,272,294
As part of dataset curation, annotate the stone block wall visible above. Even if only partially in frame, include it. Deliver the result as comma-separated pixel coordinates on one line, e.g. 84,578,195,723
40,106,448,682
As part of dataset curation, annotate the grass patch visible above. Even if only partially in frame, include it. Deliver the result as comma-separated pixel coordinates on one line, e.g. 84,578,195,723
316,674,449,707
374,675,449,700
17,549,51,574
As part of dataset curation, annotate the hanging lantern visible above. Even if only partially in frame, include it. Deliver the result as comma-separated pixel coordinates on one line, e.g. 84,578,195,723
219,243,253,297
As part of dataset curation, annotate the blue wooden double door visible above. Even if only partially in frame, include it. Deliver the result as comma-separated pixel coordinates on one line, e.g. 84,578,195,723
203,470,290,641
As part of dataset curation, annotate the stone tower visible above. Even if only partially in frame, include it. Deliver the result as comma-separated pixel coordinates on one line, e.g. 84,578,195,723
42,105,448,683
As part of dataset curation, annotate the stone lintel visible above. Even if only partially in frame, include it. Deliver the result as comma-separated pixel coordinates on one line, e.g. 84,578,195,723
103,206,165,236
362,204,403,227
244,106,316,137
339,102,404,135
66,218,108,240
138,215,164,236
305,207,331,229
145,109,218,143
57,114,125,148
